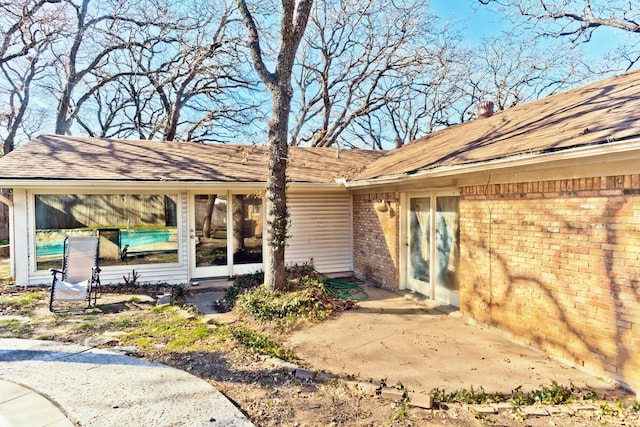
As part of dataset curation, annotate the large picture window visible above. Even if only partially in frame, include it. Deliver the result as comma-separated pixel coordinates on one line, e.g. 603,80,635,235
35,194,178,270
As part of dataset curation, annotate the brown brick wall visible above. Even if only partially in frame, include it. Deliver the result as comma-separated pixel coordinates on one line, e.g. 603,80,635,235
459,175,640,395
353,192,399,290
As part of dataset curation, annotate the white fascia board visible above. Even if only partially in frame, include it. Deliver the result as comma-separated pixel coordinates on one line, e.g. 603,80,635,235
344,138,640,189
0,180,265,191
0,179,346,193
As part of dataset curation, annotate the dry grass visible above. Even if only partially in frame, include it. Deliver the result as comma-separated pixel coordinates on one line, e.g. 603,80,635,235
0,258,11,284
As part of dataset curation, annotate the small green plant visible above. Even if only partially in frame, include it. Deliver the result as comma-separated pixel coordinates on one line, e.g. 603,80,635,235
151,305,170,314
170,283,188,304
104,317,138,329
601,399,640,416
430,386,505,405
234,280,337,329
510,381,577,406
223,263,317,310
115,308,214,351
229,325,296,362
432,381,593,412
224,271,265,307
390,385,411,424
78,323,95,331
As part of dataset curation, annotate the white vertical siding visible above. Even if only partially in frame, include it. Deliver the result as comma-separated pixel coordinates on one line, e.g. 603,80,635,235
286,191,353,274
13,189,29,286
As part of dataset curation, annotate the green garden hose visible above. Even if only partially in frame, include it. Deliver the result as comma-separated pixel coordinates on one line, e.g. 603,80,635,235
321,276,368,301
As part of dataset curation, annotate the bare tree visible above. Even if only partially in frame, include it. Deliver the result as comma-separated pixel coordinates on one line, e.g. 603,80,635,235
237,0,314,290
356,48,470,148
0,44,51,153
440,34,588,125
290,0,450,149
69,1,261,143
0,0,63,154
1,0,263,146
129,4,259,142
479,0,640,71
49,0,175,135
0,0,62,66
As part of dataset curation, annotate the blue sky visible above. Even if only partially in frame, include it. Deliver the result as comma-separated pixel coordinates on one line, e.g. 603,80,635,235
430,0,627,60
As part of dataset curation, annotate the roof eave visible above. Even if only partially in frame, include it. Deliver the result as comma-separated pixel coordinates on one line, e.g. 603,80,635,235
0,179,347,192
345,137,640,189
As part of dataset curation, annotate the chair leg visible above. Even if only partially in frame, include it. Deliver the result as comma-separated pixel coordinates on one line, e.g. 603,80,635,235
49,281,56,312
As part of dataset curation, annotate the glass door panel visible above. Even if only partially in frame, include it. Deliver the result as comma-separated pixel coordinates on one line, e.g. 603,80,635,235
231,194,263,275
434,196,460,306
407,197,431,296
192,194,229,277
191,193,264,279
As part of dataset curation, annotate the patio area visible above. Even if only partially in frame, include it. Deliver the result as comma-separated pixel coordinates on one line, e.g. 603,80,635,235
284,285,633,400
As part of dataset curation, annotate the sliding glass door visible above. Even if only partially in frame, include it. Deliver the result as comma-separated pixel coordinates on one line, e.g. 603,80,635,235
190,192,263,279
406,192,460,306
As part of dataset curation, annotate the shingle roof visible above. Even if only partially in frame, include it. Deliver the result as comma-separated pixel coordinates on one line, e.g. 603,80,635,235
2,71,639,186
0,135,383,184
356,70,640,181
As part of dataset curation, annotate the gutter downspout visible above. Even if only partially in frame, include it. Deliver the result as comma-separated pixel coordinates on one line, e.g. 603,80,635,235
0,190,15,281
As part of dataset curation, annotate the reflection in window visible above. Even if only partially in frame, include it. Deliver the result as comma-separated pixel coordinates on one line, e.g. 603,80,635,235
409,197,431,282
193,194,263,268
233,194,263,265
35,194,178,270
436,196,459,292
194,194,228,267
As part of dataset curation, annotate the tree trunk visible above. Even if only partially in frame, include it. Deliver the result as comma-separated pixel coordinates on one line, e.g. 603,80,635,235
202,194,216,239
232,195,245,255
237,0,313,290
263,81,292,289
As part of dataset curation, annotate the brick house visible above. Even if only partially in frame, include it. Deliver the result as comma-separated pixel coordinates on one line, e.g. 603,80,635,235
347,70,640,398
1,70,639,396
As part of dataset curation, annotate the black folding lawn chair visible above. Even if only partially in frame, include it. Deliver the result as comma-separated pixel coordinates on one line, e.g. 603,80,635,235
49,236,101,312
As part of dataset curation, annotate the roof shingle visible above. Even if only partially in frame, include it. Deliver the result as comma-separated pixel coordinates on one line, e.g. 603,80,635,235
356,70,640,181
0,135,383,184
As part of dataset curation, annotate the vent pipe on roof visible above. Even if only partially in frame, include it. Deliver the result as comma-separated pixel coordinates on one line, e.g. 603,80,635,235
477,100,494,119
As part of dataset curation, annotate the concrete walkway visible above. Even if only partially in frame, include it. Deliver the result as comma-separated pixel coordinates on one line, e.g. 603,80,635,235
285,285,632,400
0,338,254,427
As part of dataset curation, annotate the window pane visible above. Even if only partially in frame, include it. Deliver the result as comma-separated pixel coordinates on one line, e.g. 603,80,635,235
435,196,459,291
409,197,430,283
233,194,263,265
35,194,178,270
194,194,227,267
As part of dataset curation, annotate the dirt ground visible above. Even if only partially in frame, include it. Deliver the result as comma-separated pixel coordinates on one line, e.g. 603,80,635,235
1,278,639,426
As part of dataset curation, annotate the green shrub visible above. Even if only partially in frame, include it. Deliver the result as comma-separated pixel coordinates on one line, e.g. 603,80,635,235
224,271,265,308
229,325,296,362
223,263,316,309
234,278,337,328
